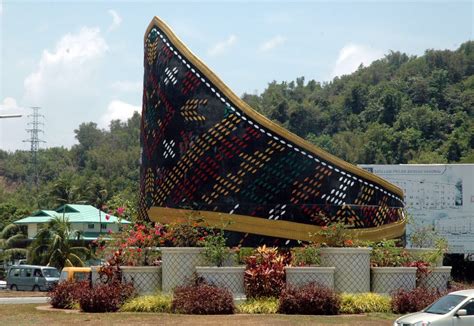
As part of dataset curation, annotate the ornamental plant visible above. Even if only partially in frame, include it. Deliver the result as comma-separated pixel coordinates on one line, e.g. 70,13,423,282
370,240,412,267
290,243,320,266
48,280,89,309
404,260,431,285
95,221,164,266
77,281,136,313
313,222,358,247
278,283,340,315
201,229,232,267
391,287,442,314
244,245,290,298
163,216,210,247
172,282,235,314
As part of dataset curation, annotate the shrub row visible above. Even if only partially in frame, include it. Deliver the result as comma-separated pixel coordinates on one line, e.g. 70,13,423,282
51,278,473,315
48,280,136,312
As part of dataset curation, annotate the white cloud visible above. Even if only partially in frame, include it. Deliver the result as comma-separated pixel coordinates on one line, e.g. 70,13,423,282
24,26,108,103
208,35,237,57
0,97,19,110
110,81,142,93
330,43,384,78
100,100,140,128
107,9,122,32
258,35,287,52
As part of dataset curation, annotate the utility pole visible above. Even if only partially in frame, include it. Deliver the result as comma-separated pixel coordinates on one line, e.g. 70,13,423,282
23,107,46,192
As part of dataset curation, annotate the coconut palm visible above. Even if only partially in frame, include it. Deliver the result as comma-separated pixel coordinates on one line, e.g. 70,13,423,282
28,216,89,269
0,224,28,264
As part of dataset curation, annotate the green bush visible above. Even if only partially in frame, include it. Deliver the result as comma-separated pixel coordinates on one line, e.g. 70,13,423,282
340,293,392,314
120,294,172,313
237,297,279,314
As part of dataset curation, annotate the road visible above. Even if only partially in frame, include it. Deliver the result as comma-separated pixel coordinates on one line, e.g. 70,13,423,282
0,296,48,304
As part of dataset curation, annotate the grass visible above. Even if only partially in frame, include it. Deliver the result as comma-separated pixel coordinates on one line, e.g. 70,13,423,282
0,304,400,326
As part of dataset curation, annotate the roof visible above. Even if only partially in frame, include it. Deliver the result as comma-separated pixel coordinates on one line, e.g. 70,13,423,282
14,204,131,225
7,265,58,270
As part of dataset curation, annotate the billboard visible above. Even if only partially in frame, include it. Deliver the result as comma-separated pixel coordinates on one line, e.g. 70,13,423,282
359,164,474,254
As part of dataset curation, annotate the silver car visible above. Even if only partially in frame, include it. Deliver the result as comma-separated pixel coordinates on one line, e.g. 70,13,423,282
394,289,474,326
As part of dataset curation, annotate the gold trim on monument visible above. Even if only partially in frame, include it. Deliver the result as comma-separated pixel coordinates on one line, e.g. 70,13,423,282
148,207,406,242
144,17,404,199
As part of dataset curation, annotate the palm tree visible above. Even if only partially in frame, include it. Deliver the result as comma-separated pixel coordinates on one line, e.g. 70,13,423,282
28,216,90,269
0,224,28,265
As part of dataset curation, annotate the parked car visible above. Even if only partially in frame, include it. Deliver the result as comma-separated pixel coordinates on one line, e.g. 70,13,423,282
6,265,60,291
393,289,474,326
59,267,91,283
0,280,6,290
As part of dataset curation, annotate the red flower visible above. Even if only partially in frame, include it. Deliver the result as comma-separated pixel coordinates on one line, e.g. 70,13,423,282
105,214,110,221
344,239,354,247
117,207,125,215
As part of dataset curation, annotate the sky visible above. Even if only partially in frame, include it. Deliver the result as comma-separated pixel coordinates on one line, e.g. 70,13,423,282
0,0,472,151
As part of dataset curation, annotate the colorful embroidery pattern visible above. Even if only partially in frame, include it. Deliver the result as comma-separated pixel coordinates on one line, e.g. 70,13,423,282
139,19,405,245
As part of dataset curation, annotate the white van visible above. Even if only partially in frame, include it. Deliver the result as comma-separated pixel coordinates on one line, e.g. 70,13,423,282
6,265,60,291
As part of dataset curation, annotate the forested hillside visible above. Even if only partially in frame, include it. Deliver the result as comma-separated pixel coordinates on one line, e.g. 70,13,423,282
243,41,473,165
0,42,473,225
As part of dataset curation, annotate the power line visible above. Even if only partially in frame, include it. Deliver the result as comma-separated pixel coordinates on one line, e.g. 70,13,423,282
23,107,46,190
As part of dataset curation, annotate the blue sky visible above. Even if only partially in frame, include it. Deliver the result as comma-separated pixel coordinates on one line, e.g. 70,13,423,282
0,1,472,150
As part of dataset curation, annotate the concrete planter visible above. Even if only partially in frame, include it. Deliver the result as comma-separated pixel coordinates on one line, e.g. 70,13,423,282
285,266,335,289
90,265,162,294
320,247,372,293
196,266,245,297
121,266,162,294
161,247,206,292
419,266,452,291
371,267,417,294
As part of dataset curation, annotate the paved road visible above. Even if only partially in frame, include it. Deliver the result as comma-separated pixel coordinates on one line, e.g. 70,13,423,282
0,297,48,304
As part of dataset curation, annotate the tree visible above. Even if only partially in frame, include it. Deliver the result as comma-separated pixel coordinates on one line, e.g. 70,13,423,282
0,224,28,264
28,216,89,269
269,100,289,124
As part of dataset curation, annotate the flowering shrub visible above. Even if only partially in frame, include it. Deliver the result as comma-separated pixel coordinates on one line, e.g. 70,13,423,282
78,281,136,313
163,217,210,247
172,282,235,314
48,280,89,309
244,246,289,298
370,240,412,267
95,221,164,266
313,222,357,247
278,283,340,315
391,287,442,314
